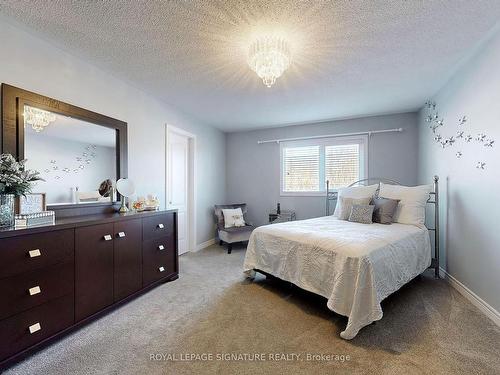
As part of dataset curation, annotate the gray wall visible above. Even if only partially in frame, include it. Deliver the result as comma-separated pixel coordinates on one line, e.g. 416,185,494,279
418,26,500,313
226,112,419,226
0,17,226,246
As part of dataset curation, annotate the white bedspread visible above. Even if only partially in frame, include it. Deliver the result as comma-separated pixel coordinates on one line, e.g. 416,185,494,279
243,216,431,339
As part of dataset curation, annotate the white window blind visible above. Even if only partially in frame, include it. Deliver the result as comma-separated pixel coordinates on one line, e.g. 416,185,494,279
283,146,320,192
280,136,367,195
325,144,360,189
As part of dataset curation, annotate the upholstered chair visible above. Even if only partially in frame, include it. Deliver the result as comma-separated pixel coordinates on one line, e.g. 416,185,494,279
214,204,255,254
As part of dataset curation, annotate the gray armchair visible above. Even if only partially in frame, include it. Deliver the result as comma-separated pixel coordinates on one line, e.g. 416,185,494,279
214,203,255,254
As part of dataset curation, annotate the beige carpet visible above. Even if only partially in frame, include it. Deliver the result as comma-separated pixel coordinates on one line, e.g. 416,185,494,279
6,244,500,375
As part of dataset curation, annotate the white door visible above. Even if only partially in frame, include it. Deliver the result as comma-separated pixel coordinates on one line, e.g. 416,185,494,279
167,130,190,255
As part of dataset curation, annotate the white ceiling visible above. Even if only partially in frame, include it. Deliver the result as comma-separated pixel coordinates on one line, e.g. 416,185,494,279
1,1,499,132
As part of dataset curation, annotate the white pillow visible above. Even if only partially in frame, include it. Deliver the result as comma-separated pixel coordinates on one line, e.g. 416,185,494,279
333,184,379,218
222,208,245,228
379,183,432,227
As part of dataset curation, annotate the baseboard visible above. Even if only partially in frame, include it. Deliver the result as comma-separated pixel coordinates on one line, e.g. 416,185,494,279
195,238,216,251
439,267,500,327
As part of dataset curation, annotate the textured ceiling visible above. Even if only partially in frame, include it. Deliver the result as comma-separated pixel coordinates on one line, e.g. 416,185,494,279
1,1,500,131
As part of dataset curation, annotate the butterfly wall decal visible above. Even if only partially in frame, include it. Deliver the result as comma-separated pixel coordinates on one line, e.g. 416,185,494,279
484,139,494,147
476,162,486,170
424,99,494,171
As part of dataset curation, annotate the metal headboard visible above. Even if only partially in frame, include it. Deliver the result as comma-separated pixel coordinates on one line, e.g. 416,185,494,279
326,176,440,278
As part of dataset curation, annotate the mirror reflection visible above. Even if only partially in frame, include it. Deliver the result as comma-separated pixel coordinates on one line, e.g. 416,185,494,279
24,104,117,205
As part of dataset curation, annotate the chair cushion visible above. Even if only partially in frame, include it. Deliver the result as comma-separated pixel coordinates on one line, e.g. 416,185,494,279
221,225,254,233
218,225,254,243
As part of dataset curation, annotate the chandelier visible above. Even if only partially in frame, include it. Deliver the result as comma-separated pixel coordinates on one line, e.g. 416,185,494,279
24,105,57,132
248,36,291,87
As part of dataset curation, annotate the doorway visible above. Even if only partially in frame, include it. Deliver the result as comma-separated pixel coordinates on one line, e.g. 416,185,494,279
166,125,196,255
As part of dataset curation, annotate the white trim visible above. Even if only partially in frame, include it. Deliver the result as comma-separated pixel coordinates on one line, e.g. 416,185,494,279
195,238,216,251
165,124,197,253
439,267,500,327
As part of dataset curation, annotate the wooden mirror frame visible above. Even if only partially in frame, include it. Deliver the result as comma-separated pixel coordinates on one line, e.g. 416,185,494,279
1,84,128,217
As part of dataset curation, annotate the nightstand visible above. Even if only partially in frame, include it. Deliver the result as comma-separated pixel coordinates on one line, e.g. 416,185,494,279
268,210,296,224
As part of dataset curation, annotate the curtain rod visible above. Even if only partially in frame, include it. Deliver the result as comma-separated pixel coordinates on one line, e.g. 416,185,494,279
257,128,403,144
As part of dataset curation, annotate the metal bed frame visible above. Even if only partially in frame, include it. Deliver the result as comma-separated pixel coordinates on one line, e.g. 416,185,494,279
326,176,440,278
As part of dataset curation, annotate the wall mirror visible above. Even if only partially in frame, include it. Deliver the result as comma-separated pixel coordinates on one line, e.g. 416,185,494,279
24,105,117,205
1,84,127,215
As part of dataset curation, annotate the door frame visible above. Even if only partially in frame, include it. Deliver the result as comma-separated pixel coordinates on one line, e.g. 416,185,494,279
165,124,196,253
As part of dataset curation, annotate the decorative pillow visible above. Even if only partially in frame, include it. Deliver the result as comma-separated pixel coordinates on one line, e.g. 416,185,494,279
379,183,432,227
333,184,379,217
338,197,372,220
348,204,375,224
371,196,400,224
222,208,245,228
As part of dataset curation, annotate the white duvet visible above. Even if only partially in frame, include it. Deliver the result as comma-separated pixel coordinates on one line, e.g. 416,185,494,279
243,216,431,339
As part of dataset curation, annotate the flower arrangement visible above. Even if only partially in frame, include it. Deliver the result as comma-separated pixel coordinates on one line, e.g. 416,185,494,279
0,153,43,196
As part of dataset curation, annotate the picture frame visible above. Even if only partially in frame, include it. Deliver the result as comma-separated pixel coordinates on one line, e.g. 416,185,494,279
15,193,47,215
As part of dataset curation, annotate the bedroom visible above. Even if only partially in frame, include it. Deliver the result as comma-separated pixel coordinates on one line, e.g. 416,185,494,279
0,1,499,374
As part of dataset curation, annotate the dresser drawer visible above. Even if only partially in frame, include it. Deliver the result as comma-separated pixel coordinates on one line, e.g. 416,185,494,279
142,237,176,286
0,229,74,279
0,294,74,361
142,213,174,240
0,261,74,320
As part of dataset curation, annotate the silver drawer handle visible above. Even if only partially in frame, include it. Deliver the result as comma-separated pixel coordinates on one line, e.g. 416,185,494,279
28,249,42,258
158,245,165,251
157,223,164,229
29,322,41,334
117,232,126,238
159,266,165,272
28,286,41,296
104,234,112,241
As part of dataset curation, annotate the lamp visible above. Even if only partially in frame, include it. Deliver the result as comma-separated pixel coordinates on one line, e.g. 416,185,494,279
248,36,291,87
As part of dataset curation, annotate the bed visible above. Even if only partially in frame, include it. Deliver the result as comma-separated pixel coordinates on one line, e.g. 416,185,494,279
243,177,440,340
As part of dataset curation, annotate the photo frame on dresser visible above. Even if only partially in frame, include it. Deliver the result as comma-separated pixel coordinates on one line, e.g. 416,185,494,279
14,193,46,215
1,84,128,217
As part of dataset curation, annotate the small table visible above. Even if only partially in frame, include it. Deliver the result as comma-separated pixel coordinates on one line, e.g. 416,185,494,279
269,210,296,224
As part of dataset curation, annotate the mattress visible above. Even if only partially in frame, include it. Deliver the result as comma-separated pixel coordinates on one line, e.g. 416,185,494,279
243,216,431,339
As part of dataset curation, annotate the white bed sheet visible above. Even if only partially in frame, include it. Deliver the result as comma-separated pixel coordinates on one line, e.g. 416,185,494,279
243,216,431,339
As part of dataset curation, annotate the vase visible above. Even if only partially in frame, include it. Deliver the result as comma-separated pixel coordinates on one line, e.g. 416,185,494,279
0,194,15,228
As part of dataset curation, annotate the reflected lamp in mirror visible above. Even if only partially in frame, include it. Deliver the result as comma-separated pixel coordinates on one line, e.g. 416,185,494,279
24,105,57,132
116,178,135,213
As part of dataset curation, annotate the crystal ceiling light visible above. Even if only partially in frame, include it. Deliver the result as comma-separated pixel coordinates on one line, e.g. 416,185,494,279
248,36,291,87
24,105,56,132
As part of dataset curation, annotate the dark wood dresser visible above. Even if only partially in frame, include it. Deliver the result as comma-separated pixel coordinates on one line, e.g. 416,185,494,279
0,210,178,368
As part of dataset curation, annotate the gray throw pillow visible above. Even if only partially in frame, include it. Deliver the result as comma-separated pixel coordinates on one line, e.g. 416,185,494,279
338,197,371,220
371,196,400,224
348,204,375,224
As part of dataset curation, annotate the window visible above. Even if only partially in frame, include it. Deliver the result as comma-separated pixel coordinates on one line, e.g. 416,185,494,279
282,145,320,192
280,136,367,195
